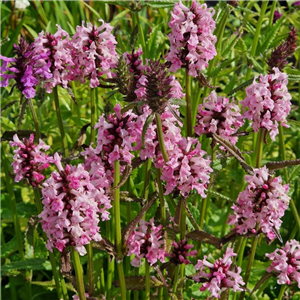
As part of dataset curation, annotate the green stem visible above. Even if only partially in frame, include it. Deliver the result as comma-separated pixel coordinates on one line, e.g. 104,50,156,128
155,113,169,163
238,236,259,300
255,128,264,168
290,199,300,233
90,88,96,144
237,238,247,268
135,11,147,59
172,265,180,295
145,261,150,300
277,285,286,300
279,125,288,181
156,169,166,226
72,249,87,300
87,243,94,296
185,70,192,137
2,146,25,256
269,0,277,28
143,158,152,200
53,87,69,158
246,1,268,80
28,99,41,140
113,160,127,300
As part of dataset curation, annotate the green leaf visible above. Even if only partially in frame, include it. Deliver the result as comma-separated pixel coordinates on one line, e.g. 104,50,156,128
1,258,51,276
1,236,18,259
288,74,300,81
113,276,164,290
141,112,155,148
246,53,265,73
257,18,284,55
143,0,176,8
228,78,254,96
221,29,243,59
23,24,38,39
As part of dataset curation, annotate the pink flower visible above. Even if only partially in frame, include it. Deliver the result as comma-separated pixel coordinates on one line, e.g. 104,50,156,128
160,137,212,198
228,166,290,242
9,134,52,186
72,20,118,87
166,0,217,77
194,91,244,145
39,153,111,255
194,247,245,298
168,240,197,265
241,68,292,141
32,26,74,93
126,218,166,267
266,239,300,287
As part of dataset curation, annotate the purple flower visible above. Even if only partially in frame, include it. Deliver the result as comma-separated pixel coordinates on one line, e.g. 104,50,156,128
166,0,217,77
9,134,52,186
126,218,166,267
266,239,300,287
241,68,292,141
273,10,283,23
39,153,111,255
72,20,118,88
194,91,244,145
267,27,297,71
194,247,245,298
228,166,290,242
168,240,197,265
1,39,38,98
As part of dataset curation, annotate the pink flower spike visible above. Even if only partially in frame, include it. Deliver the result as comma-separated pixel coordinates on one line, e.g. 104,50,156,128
166,0,217,76
126,218,166,267
194,247,245,298
9,134,52,186
266,239,300,288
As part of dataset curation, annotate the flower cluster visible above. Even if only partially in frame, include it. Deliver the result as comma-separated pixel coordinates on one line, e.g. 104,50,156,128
267,27,297,71
241,67,292,140
266,239,300,287
136,60,184,112
39,153,111,255
1,39,38,99
168,240,197,265
228,166,290,241
194,91,244,145
9,134,51,187
161,137,212,198
126,218,166,267
72,20,118,88
166,0,217,77
194,247,245,298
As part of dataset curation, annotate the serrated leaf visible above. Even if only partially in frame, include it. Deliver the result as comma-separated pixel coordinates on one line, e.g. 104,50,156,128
186,230,221,248
1,258,51,276
113,276,164,290
228,78,254,96
257,18,284,55
265,158,300,171
221,29,243,59
17,98,29,128
167,103,182,123
92,238,116,258
1,100,17,112
212,134,254,175
142,112,155,148
246,53,265,73
206,190,234,203
1,236,18,258
169,98,186,107
288,74,300,81
209,57,239,77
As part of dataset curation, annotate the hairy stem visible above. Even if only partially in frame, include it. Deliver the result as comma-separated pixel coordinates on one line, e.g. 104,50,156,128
28,99,41,140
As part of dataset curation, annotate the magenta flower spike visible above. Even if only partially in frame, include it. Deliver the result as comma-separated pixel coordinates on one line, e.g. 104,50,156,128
72,20,118,88
194,91,244,145
168,240,197,265
166,0,217,77
194,247,245,298
1,39,38,99
126,218,166,267
266,239,300,287
228,166,290,242
241,68,292,141
39,153,111,256
9,134,52,186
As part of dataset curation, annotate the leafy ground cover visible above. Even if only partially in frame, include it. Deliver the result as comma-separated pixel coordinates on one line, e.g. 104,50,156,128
1,1,300,300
